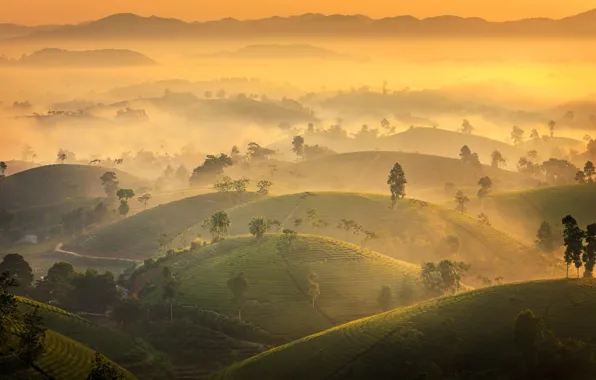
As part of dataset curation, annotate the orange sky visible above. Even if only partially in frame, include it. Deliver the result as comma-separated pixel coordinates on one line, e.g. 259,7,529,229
3,0,596,25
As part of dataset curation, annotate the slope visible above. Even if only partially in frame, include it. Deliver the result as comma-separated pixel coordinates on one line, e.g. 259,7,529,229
66,192,260,259
216,279,596,380
0,164,145,210
16,297,173,380
139,235,422,339
224,192,546,281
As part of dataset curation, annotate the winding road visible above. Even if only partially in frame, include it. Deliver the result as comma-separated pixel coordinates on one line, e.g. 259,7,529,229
54,243,141,263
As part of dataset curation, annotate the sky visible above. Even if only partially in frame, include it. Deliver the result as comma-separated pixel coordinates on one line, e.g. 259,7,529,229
2,0,596,25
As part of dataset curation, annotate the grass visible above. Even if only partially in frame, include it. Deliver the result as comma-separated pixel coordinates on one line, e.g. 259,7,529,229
0,164,145,211
215,278,596,380
16,297,174,380
224,192,545,281
67,192,260,259
140,234,422,339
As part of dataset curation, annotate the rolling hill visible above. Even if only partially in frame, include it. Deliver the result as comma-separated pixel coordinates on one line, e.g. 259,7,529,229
16,297,173,379
215,279,596,380
223,192,547,281
0,48,158,68
0,164,145,211
139,235,423,339
66,192,260,259
276,150,532,200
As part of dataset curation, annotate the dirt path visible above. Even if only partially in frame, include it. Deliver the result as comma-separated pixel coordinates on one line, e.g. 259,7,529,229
54,243,141,263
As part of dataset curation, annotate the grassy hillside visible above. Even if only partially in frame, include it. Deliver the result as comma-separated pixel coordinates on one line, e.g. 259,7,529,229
278,151,531,200
0,164,145,210
67,192,260,259
16,297,173,380
468,183,596,242
140,235,422,339
215,279,596,380
224,192,546,281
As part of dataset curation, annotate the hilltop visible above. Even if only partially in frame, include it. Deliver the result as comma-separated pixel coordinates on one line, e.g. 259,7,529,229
66,192,260,259
0,164,145,210
216,279,596,380
224,192,546,281
0,48,158,67
139,235,422,339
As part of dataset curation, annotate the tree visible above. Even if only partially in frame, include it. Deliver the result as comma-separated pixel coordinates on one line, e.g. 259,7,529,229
459,145,481,167
158,233,172,254
0,162,7,177
584,161,595,183
454,191,469,213
232,178,250,202
190,154,233,186
337,219,358,240
562,215,584,278
99,172,119,199
227,272,249,320
292,136,305,159
583,224,596,278
213,176,233,193
118,201,130,217
377,285,392,311
67,269,119,313
477,213,491,226
162,267,177,321
246,142,276,162
17,307,46,363
57,149,68,164
205,211,231,241
542,158,578,185
387,162,407,210
477,176,492,199
256,180,272,196
535,221,557,253
0,253,33,291
548,120,556,138
575,170,586,184
491,150,506,168
0,272,18,349
86,351,126,380
307,273,320,307
249,217,268,241
420,260,469,296
35,262,74,303
511,126,525,145
137,194,152,209
360,230,378,251
460,119,473,134
116,189,135,201
530,128,540,140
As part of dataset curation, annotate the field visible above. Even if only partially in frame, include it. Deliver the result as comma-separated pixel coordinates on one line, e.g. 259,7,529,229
223,192,546,281
66,192,260,259
277,150,532,201
140,235,422,339
0,164,145,211
16,297,174,380
215,279,596,380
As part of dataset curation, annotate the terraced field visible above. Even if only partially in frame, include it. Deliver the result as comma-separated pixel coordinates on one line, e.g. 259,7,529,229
66,192,260,259
140,235,422,339
215,279,596,380
223,192,546,281
16,297,174,380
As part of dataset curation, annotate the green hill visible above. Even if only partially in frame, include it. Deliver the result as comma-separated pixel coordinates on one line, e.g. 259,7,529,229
139,235,422,339
0,164,145,211
223,192,546,281
215,279,596,380
278,151,531,201
66,192,260,259
16,297,173,380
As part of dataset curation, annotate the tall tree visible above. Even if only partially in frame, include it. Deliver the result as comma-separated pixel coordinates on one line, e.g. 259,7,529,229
511,126,525,145
387,162,407,210
205,211,231,241
377,285,393,312
99,172,119,200
227,272,249,320
584,161,595,183
562,215,584,278
491,150,506,168
583,223,596,278
0,253,33,291
535,221,557,253
454,191,469,213
477,176,493,199
460,119,474,134
307,273,320,307
530,128,540,140
291,136,305,159
137,193,152,209
248,217,268,241
548,120,556,138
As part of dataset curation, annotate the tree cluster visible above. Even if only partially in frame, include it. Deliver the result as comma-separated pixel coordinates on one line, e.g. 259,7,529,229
561,215,596,278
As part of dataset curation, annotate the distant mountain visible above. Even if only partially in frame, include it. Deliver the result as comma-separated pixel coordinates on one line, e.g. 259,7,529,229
6,10,596,41
200,44,346,59
0,23,62,39
0,48,157,67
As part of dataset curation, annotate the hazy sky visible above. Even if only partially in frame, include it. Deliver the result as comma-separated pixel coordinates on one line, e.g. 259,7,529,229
3,0,596,25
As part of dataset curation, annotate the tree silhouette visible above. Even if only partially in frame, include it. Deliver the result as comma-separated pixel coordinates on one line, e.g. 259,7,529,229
256,180,272,196
562,215,584,278
116,189,135,201
584,161,595,183
292,136,305,159
118,201,130,217
0,162,7,177
57,149,68,164
454,191,469,213
583,223,596,278
491,150,506,168
530,128,540,140
249,217,268,241
548,120,556,138
337,219,358,240
227,272,249,320
387,162,407,210
0,253,34,290
307,273,320,307
535,221,557,253
477,176,493,199
477,213,491,226
99,172,119,199
137,194,152,209
459,145,481,167
511,126,525,145
205,211,231,241
460,119,473,134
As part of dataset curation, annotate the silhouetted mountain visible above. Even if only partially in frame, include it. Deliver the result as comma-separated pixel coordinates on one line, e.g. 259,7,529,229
7,10,596,41
0,48,157,67
0,23,62,39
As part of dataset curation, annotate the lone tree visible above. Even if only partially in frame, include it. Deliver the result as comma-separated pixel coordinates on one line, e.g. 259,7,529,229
86,351,126,380
116,189,135,201
477,176,493,199
454,191,469,213
584,161,595,183
460,119,474,134
248,217,268,241
377,285,393,312
227,272,249,320
203,211,231,241
491,150,506,168
511,126,525,145
57,149,67,164
562,215,584,278
459,145,481,167
292,136,305,159
137,194,152,209
530,128,540,140
307,273,320,307
256,180,272,196
387,162,407,210
99,172,119,199
583,223,596,278
548,120,556,138
535,221,557,253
